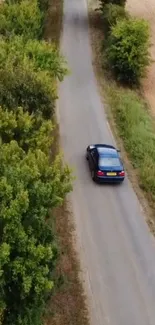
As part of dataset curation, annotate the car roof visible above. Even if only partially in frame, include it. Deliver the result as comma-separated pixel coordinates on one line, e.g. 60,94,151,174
93,144,115,149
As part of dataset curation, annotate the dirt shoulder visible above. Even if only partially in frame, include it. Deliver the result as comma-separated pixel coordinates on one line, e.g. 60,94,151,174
127,0,155,116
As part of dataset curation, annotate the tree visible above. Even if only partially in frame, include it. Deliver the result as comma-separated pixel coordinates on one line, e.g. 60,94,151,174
106,18,150,83
0,106,55,153
0,62,56,118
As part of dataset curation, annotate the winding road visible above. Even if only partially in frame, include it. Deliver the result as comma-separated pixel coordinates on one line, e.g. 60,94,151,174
58,0,155,324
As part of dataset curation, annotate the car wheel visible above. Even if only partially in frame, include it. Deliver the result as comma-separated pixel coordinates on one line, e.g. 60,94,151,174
86,153,88,160
91,170,96,182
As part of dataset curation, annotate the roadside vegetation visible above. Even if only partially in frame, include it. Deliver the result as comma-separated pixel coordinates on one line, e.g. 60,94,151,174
88,0,155,225
0,0,89,325
0,1,72,324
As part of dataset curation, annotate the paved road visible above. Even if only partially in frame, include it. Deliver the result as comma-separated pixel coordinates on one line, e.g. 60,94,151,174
58,0,155,324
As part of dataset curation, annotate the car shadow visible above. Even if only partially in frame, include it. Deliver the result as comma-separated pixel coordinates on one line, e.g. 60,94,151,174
96,182,122,187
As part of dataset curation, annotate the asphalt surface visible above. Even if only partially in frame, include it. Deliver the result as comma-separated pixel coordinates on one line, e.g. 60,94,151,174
58,0,155,324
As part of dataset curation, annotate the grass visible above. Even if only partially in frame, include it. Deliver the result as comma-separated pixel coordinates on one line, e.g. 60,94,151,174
44,1,89,325
88,0,155,232
107,87,155,201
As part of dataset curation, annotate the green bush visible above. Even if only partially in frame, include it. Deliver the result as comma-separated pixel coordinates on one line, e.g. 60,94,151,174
0,0,43,39
106,18,150,83
0,36,68,81
0,62,57,118
0,140,72,325
6,0,49,12
5,0,22,3
102,4,129,32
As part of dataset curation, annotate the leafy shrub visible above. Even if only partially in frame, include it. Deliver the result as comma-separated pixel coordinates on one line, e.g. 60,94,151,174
106,18,150,83
0,62,57,118
0,140,72,325
102,4,129,32
99,0,126,11
0,36,68,81
0,0,43,39
6,0,49,12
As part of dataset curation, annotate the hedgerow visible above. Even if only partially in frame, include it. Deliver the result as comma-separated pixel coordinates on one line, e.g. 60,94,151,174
0,0,72,324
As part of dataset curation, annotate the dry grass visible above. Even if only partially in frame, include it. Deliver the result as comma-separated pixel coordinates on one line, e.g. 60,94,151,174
44,0,63,45
87,0,155,233
44,1,90,325
44,203,89,325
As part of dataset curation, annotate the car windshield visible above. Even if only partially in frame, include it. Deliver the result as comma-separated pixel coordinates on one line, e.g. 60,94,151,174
99,156,120,168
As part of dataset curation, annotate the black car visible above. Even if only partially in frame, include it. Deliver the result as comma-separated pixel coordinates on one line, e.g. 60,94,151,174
86,144,125,183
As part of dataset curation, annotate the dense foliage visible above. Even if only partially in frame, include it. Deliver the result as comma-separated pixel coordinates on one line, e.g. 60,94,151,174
106,18,150,83
0,0,72,324
0,107,54,153
0,36,67,118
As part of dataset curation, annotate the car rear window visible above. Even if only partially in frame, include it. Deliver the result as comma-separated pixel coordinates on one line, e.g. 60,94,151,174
99,157,120,167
